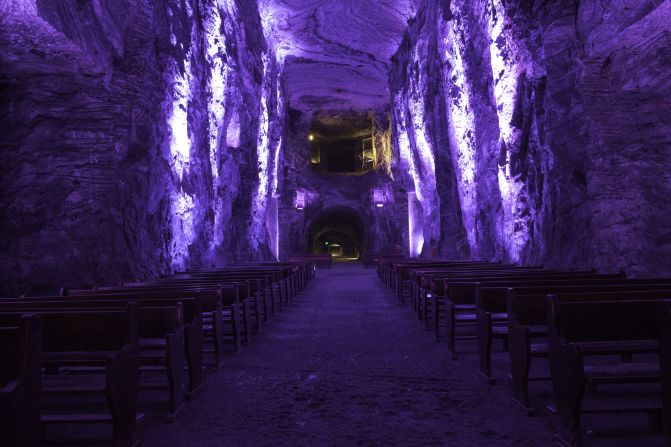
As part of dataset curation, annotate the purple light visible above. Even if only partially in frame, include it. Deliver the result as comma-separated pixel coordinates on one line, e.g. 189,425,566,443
170,189,196,270
487,0,531,261
408,192,424,257
226,112,241,148
250,53,272,251
294,190,306,210
164,31,196,268
205,5,229,180
440,18,478,251
166,56,193,181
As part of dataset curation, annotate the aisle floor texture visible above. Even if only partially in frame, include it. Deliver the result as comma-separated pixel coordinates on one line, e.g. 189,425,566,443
143,263,552,446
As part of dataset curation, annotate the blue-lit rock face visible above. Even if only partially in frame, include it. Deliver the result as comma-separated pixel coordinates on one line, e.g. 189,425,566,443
0,0,283,294
389,0,671,275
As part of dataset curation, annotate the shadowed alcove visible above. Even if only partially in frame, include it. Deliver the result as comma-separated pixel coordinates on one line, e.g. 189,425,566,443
306,207,365,260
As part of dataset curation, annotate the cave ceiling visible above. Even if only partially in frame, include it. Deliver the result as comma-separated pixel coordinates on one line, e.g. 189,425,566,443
260,0,419,114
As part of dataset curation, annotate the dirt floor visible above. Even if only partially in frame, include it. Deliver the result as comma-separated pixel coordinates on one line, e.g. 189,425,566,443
136,263,666,447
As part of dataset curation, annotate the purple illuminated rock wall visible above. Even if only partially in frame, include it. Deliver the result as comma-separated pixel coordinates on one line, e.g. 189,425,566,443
0,0,283,294
390,0,671,275
279,111,404,261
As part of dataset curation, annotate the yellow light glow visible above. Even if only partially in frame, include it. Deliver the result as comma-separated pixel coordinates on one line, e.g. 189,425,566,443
308,134,315,141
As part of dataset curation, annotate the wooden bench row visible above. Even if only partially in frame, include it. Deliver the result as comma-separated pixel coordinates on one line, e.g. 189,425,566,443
0,261,314,446
377,258,671,446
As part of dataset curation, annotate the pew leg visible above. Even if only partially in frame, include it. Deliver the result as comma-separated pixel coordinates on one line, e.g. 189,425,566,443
106,347,140,447
275,284,283,311
509,325,533,414
242,300,252,345
230,303,242,356
477,311,495,384
549,343,585,447
212,311,226,367
413,284,419,317
445,302,457,358
261,290,270,323
433,297,440,341
165,330,185,419
254,293,262,333
267,290,275,317
184,320,205,396
647,410,664,433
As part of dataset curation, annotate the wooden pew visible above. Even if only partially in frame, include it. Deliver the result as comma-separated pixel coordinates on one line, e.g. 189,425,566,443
657,300,671,446
0,305,143,447
410,262,510,314
0,314,41,447
117,281,249,350
231,263,308,299
422,266,547,338
1,299,190,418
432,270,619,357
547,296,662,447
376,255,406,285
475,278,671,382
506,288,671,413
174,274,272,324
392,261,503,305
182,267,289,309
156,274,270,328
67,286,231,366
52,293,205,395
392,261,497,303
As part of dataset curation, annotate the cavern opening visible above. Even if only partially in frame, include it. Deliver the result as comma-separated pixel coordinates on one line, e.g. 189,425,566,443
309,115,375,175
306,207,365,261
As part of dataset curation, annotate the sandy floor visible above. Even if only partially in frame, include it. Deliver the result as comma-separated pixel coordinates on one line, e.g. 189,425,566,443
138,263,666,447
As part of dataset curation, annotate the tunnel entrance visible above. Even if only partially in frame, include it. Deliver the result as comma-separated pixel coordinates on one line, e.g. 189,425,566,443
308,113,375,175
306,207,365,261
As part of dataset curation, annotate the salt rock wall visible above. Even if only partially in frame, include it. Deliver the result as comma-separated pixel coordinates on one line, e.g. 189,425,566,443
279,110,404,261
0,0,283,295
390,0,671,275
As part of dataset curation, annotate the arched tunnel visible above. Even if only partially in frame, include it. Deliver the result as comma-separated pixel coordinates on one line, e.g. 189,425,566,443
306,207,365,261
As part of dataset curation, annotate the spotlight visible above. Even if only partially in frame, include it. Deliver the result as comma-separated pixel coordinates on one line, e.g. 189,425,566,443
376,203,384,208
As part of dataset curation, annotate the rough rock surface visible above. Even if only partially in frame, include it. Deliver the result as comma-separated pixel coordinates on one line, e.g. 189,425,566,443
0,0,282,294
260,0,419,112
279,109,403,260
390,0,671,274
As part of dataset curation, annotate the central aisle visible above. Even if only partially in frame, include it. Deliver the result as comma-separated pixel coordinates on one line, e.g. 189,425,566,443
143,262,551,446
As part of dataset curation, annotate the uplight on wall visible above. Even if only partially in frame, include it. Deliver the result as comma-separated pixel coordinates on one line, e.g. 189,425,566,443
372,188,386,209
295,191,306,210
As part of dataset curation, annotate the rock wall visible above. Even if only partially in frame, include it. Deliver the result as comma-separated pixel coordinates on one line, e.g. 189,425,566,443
0,0,283,295
390,0,671,275
279,110,404,261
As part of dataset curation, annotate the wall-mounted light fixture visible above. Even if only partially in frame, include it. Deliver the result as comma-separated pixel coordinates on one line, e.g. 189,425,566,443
372,188,386,209
308,134,315,142
295,190,306,210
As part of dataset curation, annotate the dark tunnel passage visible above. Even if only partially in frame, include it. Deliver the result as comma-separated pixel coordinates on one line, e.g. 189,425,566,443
306,207,366,260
